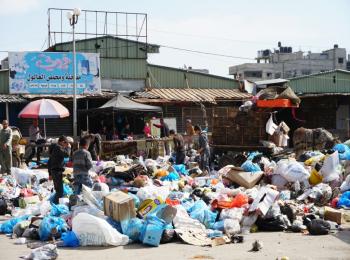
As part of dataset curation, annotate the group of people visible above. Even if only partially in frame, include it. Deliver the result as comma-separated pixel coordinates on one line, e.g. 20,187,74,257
48,135,97,204
169,119,210,174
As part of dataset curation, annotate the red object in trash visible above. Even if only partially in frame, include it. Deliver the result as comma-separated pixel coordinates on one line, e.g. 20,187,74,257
21,188,34,197
331,197,339,208
66,161,73,168
98,175,107,183
165,198,180,206
257,99,298,108
212,193,248,209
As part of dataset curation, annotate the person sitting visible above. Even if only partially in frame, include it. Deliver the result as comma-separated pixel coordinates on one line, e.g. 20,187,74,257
120,123,132,140
72,137,93,194
169,129,186,165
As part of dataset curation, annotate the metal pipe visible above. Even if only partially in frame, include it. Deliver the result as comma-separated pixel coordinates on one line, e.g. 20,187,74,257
5,102,9,121
73,21,77,139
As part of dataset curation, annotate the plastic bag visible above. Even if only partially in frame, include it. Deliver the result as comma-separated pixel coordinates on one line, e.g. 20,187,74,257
136,185,170,202
72,213,129,246
50,204,69,217
173,164,188,175
23,244,58,260
61,231,80,247
340,175,350,192
307,219,330,235
122,218,145,242
212,219,240,235
266,115,278,135
333,144,350,160
337,191,350,208
161,171,180,181
256,215,288,231
319,151,341,182
39,216,68,241
219,208,244,221
241,160,261,172
0,215,29,234
189,200,217,229
276,161,310,182
140,215,167,247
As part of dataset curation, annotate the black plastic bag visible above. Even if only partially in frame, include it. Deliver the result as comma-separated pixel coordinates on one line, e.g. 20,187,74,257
308,219,331,235
0,197,7,215
256,215,287,231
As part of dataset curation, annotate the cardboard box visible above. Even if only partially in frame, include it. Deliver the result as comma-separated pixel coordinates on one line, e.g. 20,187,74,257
104,191,136,221
249,187,279,216
225,167,264,189
324,206,344,225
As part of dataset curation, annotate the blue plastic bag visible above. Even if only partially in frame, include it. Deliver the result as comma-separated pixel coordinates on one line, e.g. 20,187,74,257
140,215,166,247
128,193,140,208
50,204,69,217
188,200,217,229
247,151,262,161
337,191,350,208
106,217,122,233
212,220,225,231
38,216,68,241
0,215,29,234
122,218,144,242
241,160,261,172
174,164,188,175
333,144,350,160
161,172,180,181
61,231,80,247
63,184,73,196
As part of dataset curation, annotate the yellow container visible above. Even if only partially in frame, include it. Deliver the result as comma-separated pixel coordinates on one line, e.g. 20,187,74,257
309,169,323,185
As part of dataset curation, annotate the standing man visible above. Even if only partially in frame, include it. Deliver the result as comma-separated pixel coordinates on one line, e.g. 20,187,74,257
26,119,43,165
194,125,210,174
48,136,71,204
0,120,12,175
169,130,186,165
153,118,170,155
72,137,93,194
86,133,101,161
185,119,195,149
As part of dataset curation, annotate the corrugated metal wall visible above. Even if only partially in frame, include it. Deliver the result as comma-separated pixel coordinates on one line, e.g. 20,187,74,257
0,70,9,94
100,59,146,79
148,64,239,89
52,36,149,59
289,70,350,93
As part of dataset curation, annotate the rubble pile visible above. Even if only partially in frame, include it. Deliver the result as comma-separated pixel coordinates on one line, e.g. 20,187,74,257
0,144,350,257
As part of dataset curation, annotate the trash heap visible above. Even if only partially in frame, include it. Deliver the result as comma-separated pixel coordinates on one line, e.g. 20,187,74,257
1,144,350,258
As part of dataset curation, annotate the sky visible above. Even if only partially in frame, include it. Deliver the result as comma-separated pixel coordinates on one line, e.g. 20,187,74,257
0,0,349,77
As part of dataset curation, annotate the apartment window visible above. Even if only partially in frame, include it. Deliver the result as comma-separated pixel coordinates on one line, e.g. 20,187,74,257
244,71,262,78
275,72,281,78
266,72,272,78
338,58,344,64
301,69,311,75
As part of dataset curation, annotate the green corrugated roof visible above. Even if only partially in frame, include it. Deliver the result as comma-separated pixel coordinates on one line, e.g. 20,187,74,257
147,64,239,89
288,69,350,94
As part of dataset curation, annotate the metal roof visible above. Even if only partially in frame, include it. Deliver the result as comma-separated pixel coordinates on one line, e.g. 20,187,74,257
132,88,251,103
254,78,289,85
288,69,350,81
21,92,116,100
0,95,27,103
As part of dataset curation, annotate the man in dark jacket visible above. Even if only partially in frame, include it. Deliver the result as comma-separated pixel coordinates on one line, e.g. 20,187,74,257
48,136,71,204
169,129,186,165
153,118,170,155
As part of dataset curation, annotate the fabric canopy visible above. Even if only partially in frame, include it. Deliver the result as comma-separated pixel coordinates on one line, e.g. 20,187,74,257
18,99,70,119
97,94,162,112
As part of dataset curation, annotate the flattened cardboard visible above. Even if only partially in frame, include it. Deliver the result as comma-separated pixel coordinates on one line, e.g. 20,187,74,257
104,191,136,221
324,206,344,225
225,167,264,189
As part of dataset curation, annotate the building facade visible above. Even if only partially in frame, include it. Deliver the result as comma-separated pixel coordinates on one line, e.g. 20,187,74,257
229,42,349,81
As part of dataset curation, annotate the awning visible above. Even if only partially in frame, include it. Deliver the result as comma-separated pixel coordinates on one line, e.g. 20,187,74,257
93,93,162,112
132,88,252,104
0,95,27,103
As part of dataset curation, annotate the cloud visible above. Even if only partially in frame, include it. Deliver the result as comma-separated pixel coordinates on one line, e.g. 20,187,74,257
0,0,40,15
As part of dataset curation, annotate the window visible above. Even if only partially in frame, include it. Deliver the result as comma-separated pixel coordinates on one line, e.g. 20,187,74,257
338,58,344,64
266,72,272,78
301,69,311,75
244,71,262,78
275,72,281,78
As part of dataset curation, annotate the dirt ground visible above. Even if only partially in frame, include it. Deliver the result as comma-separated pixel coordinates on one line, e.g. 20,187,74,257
1,229,349,260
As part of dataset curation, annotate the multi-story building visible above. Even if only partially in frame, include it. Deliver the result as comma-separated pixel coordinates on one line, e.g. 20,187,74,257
229,42,349,81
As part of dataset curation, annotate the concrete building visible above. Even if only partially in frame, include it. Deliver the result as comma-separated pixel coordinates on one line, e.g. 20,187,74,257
229,42,349,81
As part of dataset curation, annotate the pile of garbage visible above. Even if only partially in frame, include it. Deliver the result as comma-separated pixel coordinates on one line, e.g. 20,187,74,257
1,144,350,258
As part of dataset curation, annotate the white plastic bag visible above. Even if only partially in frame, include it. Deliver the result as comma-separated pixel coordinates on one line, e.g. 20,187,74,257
276,161,310,183
266,115,278,135
320,151,341,182
136,184,170,202
340,175,350,192
224,219,241,235
219,208,244,222
72,213,129,246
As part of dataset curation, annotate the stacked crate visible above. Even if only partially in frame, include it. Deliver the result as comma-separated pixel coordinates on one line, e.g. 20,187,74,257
212,107,270,146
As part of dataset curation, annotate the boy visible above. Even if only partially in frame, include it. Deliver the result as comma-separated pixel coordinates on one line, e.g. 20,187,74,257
73,137,93,194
